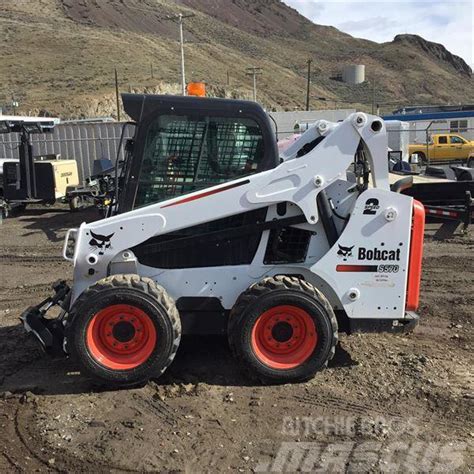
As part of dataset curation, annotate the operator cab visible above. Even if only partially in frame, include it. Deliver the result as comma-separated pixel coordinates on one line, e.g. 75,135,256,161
118,94,279,212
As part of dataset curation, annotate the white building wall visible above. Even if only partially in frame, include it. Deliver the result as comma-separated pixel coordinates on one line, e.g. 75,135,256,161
385,120,410,161
406,117,474,143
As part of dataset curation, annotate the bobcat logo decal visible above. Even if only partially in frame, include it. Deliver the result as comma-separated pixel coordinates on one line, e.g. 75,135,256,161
337,244,354,261
89,230,114,255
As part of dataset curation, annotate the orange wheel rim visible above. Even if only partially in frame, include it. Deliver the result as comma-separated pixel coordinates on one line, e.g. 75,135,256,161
86,304,156,370
251,305,317,369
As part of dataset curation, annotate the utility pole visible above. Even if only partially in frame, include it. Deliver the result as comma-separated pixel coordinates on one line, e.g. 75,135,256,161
11,94,19,116
165,13,195,95
114,68,121,122
245,67,262,102
305,59,312,111
371,80,376,115
150,62,154,79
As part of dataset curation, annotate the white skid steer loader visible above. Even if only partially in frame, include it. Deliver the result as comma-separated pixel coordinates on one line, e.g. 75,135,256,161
21,94,425,386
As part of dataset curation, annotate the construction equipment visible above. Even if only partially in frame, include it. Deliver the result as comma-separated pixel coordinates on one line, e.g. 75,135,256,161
65,159,116,214
0,118,79,218
21,94,425,387
387,154,474,232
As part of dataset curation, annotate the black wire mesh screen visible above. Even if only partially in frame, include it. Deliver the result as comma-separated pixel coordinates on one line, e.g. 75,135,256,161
135,115,264,207
264,227,313,264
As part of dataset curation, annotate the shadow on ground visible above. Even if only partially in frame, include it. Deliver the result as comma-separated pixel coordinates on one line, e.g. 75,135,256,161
0,324,357,395
18,206,99,242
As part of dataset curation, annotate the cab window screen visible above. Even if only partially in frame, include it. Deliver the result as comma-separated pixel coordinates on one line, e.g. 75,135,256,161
135,115,264,207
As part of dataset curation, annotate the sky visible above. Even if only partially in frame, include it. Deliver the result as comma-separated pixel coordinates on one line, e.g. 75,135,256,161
285,0,474,68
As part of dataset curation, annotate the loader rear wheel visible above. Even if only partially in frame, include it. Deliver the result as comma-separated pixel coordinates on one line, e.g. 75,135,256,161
67,275,181,387
228,276,338,384
69,196,84,212
417,152,427,166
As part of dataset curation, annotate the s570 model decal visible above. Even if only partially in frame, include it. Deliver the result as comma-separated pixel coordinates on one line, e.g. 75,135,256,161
336,264,400,273
336,244,402,272
378,264,399,273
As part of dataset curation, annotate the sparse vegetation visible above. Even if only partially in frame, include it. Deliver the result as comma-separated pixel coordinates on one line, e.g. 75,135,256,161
0,0,472,118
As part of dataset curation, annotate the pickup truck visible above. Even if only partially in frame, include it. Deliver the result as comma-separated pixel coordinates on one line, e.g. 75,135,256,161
409,133,474,165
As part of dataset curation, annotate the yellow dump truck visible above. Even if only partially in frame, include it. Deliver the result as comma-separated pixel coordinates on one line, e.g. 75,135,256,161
409,133,474,164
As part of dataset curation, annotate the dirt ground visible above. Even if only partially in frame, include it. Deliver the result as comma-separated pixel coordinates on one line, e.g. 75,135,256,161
0,206,472,472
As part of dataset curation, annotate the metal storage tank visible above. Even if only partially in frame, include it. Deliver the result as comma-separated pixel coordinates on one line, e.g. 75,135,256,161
342,64,365,84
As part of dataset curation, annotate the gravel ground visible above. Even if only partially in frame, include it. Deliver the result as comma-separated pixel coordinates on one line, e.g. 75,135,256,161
0,206,472,472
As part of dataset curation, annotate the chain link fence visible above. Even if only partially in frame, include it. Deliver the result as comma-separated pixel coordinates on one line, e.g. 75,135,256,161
1,116,472,184
0,122,134,182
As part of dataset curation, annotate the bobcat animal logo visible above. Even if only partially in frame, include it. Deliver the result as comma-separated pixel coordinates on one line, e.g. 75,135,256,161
89,231,114,255
337,244,354,260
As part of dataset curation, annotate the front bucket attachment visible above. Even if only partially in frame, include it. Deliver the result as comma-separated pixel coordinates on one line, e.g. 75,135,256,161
20,280,70,356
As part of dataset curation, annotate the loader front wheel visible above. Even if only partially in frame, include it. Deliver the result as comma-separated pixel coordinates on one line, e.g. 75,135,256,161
228,276,338,384
67,275,181,387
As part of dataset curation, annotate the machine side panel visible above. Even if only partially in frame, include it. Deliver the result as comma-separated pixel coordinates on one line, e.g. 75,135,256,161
312,189,413,319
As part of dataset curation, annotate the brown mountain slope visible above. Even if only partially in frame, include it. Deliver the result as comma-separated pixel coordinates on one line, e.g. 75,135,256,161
0,0,472,119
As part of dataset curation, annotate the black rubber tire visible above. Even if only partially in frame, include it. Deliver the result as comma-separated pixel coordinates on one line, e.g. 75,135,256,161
10,203,27,215
417,152,427,166
467,157,474,169
66,274,181,387
69,196,82,212
228,275,338,384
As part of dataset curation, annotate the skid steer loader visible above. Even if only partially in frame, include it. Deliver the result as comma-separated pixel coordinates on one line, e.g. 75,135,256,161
21,94,425,386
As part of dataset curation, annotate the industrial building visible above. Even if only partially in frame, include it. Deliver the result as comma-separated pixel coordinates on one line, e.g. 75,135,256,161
383,105,474,142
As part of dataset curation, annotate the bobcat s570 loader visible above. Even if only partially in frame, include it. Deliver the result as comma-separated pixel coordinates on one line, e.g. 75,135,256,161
21,94,425,386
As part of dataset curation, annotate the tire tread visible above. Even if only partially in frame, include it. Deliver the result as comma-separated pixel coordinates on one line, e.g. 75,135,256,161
228,275,338,384
67,274,181,386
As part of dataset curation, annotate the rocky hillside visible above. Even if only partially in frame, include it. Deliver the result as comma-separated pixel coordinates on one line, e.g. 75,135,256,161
0,0,472,119
393,34,472,76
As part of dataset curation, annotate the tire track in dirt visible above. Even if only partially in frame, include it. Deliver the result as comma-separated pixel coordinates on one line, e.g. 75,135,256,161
13,404,141,473
1,282,53,295
289,392,469,434
133,393,181,427
0,254,64,264
13,407,56,472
